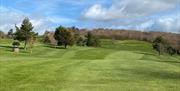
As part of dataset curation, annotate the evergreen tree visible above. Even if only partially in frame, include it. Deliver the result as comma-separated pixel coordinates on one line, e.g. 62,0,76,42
167,46,176,56
14,17,36,50
7,29,13,38
86,32,100,47
54,26,74,48
152,36,167,55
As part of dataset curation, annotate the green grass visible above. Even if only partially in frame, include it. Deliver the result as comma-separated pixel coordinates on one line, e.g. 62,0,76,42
0,39,180,91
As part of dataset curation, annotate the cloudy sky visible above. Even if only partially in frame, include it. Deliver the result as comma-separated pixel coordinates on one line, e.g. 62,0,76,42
0,0,180,34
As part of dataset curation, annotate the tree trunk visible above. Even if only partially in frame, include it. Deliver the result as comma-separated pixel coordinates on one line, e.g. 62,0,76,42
65,44,67,49
158,51,160,55
24,41,27,51
30,48,32,54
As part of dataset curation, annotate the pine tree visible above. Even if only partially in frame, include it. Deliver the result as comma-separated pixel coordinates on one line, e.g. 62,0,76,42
14,17,36,51
54,26,74,48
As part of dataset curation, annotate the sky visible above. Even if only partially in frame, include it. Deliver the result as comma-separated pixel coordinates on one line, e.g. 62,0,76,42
0,0,180,34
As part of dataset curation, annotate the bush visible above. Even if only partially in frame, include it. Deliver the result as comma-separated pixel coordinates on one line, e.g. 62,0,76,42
176,50,180,55
152,36,167,55
43,35,51,44
85,32,100,47
167,46,176,56
0,31,5,39
76,37,86,46
12,41,20,47
152,36,179,56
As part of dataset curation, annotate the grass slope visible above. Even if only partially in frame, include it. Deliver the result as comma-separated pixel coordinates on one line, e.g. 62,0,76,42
0,39,180,91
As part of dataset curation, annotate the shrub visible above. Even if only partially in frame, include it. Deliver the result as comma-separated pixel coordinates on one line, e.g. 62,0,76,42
43,35,51,44
76,37,86,46
167,46,176,56
177,50,180,55
85,32,100,47
0,31,5,39
152,36,167,55
12,41,20,47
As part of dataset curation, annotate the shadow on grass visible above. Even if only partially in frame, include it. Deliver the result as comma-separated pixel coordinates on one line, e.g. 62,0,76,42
134,51,156,56
0,45,25,52
148,58,180,64
0,45,12,48
155,60,180,64
138,51,180,64
140,69,179,79
116,67,180,80
43,45,66,49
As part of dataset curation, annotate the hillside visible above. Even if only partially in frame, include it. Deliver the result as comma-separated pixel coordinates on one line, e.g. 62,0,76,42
0,39,180,91
45,29,180,52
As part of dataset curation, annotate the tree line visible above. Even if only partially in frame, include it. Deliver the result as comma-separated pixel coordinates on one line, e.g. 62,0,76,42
152,36,178,55
44,26,100,48
0,17,179,55
79,28,180,55
0,17,100,53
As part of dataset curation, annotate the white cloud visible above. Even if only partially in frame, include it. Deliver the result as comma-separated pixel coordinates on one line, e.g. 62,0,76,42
1,0,179,34
117,14,180,33
83,4,107,20
81,0,180,33
0,7,26,32
46,16,76,24
0,7,53,34
82,0,179,20
0,7,76,34
150,15,180,33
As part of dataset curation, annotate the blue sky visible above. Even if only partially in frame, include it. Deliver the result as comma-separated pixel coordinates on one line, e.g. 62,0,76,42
0,0,180,34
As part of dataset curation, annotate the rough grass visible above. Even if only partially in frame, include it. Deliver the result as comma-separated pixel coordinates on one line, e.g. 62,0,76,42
0,39,180,91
